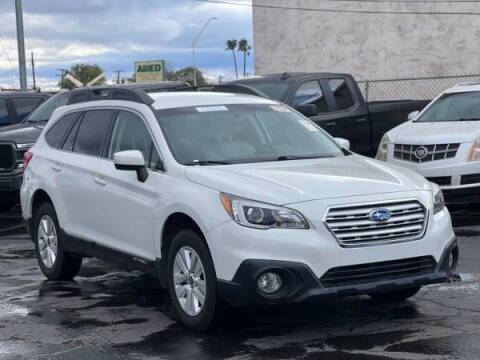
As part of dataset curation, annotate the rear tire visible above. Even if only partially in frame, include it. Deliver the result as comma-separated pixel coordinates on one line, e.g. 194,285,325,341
167,229,217,331
369,286,421,303
33,202,82,280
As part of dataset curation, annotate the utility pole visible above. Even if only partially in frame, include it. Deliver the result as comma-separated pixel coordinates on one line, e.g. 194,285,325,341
31,52,36,90
15,0,27,91
113,70,124,84
57,68,68,89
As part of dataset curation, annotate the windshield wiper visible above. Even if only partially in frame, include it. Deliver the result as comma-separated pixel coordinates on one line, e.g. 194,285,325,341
457,118,480,121
275,155,333,161
183,160,231,166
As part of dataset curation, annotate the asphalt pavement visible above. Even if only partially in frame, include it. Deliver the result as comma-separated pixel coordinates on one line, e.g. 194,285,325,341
1,209,480,360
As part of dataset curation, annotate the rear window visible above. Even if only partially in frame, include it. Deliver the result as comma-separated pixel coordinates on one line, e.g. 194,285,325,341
45,112,80,148
12,97,43,120
327,79,354,110
73,110,114,157
0,99,8,125
239,81,293,101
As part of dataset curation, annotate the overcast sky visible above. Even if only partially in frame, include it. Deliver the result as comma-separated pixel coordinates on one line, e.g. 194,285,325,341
0,0,253,89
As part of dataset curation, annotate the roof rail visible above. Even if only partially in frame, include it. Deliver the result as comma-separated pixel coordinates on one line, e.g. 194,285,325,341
66,87,154,106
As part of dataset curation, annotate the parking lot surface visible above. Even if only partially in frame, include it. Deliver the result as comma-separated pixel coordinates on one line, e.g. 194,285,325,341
1,210,480,360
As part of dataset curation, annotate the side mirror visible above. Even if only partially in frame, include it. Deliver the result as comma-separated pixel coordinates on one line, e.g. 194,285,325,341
335,137,350,150
113,150,148,183
294,104,318,117
408,110,420,121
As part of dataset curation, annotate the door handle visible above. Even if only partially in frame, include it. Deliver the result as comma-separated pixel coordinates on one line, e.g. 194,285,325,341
355,118,368,123
325,122,337,127
51,164,61,172
94,177,107,186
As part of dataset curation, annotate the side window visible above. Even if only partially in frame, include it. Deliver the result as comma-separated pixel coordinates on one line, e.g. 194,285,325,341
62,116,82,151
291,81,327,113
0,99,8,125
73,110,114,157
45,112,79,148
12,97,42,121
327,78,354,110
108,111,162,170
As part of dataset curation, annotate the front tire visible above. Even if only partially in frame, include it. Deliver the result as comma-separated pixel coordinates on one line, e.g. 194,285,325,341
167,229,217,331
33,202,82,280
369,286,421,303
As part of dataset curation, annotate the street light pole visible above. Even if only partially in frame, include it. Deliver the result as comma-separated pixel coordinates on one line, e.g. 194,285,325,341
192,17,217,87
15,0,27,91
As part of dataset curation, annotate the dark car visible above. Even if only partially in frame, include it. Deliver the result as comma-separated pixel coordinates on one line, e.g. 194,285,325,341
215,73,429,156
0,82,189,211
0,92,50,127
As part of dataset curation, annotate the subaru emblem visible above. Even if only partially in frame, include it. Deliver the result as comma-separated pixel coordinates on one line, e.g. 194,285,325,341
369,208,391,222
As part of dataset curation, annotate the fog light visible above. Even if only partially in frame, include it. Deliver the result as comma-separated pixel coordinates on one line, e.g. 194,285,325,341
257,272,282,294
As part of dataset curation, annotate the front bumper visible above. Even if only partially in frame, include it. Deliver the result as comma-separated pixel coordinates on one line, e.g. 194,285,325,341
218,237,458,306
0,171,23,192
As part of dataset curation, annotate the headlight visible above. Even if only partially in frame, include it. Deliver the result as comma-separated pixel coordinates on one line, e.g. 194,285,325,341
220,193,308,229
375,134,390,161
432,183,445,214
467,137,480,162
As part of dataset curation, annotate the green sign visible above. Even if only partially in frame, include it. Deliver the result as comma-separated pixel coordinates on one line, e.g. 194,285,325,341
134,60,165,83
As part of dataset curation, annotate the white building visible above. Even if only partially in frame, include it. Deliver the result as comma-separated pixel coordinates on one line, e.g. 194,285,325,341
253,0,480,82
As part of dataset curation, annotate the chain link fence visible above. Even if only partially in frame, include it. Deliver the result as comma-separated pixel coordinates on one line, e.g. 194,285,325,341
357,74,480,102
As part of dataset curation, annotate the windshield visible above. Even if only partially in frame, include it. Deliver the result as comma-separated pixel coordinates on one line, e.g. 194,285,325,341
156,103,344,165
23,92,69,123
417,92,480,122
238,81,292,100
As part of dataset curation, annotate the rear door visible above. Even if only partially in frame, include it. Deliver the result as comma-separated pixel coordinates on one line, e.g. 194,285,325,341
319,77,371,155
51,109,115,242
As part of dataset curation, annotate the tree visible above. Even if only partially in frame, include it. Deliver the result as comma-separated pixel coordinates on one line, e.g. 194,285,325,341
238,39,252,78
59,63,106,89
225,39,238,79
165,66,207,86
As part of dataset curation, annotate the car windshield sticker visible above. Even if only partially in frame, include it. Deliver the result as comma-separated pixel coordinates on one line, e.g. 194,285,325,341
270,105,291,112
196,105,228,112
299,119,319,132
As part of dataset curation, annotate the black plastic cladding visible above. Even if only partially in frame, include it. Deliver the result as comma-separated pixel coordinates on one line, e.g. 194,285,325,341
66,87,155,106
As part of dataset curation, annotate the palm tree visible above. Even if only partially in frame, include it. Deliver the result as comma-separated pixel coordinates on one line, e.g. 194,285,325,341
238,39,251,78
225,39,238,79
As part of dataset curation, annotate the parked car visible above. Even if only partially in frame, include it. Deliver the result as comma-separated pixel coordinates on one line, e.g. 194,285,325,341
21,87,457,331
376,82,480,207
216,73,429,156
0,92,50,127
0,82,189,211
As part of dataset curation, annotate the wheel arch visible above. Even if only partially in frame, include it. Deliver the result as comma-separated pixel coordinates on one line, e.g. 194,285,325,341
158,212,213,287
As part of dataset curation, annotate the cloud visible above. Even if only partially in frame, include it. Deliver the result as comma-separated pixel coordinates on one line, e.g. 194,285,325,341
0,0,253,89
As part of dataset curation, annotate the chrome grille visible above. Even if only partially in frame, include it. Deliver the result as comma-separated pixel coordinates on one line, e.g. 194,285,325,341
0,143,14,171
394,143,459,163
324,200,427,247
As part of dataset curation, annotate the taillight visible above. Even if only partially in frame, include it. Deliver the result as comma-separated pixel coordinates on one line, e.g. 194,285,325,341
23,151,33,170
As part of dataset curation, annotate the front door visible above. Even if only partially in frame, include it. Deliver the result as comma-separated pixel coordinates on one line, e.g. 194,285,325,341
90,110,163,260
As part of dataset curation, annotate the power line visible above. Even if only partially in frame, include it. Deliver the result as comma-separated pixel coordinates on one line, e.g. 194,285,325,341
195,0,480,15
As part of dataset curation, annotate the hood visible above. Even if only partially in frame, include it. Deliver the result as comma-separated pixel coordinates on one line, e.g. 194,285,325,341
389,120,480,144
0,122,44,144
185,155,428,205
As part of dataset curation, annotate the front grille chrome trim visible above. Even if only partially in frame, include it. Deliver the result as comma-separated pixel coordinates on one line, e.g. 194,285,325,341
394,143,460,163
323,198,429,248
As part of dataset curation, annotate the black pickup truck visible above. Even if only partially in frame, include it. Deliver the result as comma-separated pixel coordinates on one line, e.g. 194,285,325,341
215,73,429,156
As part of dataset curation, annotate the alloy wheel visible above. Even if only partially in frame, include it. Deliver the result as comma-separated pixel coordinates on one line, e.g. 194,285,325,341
173,246,206,316
37,215,58,269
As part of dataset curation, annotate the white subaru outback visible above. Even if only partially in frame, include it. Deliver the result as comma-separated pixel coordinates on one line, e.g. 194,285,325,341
21,87,457,331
